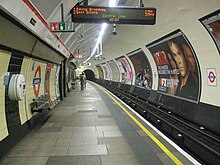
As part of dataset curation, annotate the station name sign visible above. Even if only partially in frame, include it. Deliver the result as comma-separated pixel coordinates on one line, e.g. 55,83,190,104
71,5,156,25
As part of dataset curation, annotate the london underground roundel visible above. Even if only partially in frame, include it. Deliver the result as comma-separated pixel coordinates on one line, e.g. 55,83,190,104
33,66,41,97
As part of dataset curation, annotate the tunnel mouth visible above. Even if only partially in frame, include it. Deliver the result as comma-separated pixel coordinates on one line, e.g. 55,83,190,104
84,69,95,81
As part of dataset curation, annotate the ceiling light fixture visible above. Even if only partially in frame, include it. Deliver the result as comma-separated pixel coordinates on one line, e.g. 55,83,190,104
83,0,117,63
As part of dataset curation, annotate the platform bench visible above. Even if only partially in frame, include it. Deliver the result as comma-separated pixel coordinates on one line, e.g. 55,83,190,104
31,93,50,113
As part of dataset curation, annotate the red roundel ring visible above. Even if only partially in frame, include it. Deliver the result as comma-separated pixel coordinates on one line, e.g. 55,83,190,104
208,71,216,83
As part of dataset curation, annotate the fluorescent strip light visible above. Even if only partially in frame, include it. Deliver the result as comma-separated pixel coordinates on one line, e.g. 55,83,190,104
83,0,117,63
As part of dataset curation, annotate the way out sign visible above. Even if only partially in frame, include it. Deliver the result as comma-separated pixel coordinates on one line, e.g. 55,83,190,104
50,22,75,32
207,68,217,86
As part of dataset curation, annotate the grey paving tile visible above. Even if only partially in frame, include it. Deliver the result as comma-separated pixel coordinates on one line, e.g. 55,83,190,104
54,121,101,127
38,127,62,132
98,115,112,118
103,131,123,137
79,97,94,100
62,114,97,121
46,132,72,139
64,117,95,123
17,137,58,146
96,126,120,131
61,126,96,132
42,123,54,128
95,104,108,108
55,137,98,145
81,93,92,96
46,155,101,165
55,110,77,114
107,144,134,155
79,100,95,103
22,132,48,139
98,137,129,145
34,145,68,156
137,130,149,137
76,105,95,110
55,104,74,108
9,145,38,152
0,157,49,165
72,131,103,138
47,116,67,122
7,145,38,157
17,141,56,147
100,120,118,126
96,112,112,116
95,118,115,122
67,145,108,155
77,110,97,113
101,154,140,165
49,113,74,117
60,121,101,127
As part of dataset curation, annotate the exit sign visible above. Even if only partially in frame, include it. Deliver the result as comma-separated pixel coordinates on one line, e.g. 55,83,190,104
50,22,75,32
75,54,83,58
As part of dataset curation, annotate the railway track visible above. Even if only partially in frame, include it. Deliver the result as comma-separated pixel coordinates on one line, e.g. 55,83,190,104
97,80,220,165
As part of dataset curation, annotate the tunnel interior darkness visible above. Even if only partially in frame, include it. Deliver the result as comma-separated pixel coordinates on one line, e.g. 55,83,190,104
84,69,95,81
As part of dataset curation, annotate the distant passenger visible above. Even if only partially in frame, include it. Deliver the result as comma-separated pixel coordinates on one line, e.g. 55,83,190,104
79,72,86,90
167,39,199,100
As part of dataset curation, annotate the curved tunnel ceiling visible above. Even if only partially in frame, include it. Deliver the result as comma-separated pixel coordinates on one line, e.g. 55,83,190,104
28,0,220,76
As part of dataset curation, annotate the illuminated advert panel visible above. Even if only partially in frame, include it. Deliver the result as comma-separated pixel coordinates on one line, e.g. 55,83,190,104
146,30,200,102
101,63,111,80
127,49,152,90
107,60,120,82
71,5,156,25
116,56,132,84
96,65,104,79
200,9,220,54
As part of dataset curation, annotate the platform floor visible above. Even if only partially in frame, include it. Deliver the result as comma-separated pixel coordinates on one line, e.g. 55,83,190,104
0,82,196,165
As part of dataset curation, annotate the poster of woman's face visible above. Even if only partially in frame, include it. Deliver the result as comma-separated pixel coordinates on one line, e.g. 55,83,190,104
147,31,200,102
128,50,152,90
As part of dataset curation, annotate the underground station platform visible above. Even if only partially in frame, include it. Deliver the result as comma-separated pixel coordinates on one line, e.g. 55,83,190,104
0,82,199,165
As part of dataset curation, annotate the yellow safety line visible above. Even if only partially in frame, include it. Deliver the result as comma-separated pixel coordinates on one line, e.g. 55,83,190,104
98,85,183,165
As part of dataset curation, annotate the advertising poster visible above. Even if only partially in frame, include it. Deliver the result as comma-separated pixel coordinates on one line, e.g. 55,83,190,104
55,65,60,97
101,63,112,80
146,31,200,101
128,49,152,90
45,63,53,100
116,56,132,84
96,65,104,79
200,10,220,53
107,60,120,81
